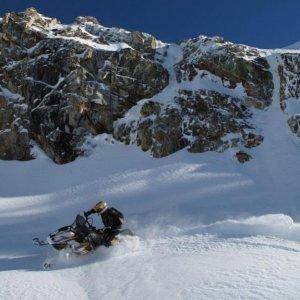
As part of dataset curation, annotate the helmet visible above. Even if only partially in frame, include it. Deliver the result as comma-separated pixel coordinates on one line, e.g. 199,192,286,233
93,201,107,214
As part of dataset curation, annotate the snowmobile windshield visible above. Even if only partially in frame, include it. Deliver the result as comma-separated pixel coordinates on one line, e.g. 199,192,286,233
73,214,92,239
75,215,87,227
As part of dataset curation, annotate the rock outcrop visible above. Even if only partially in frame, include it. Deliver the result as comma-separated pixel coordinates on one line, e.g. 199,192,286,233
0,89,32,160
278,53,300,138
0,8,299,164
174,36,274,109
0,8,168,163
114,89,263,158
114,36,273,162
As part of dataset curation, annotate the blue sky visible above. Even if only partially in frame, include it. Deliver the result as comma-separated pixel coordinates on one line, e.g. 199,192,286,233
1,0,299,48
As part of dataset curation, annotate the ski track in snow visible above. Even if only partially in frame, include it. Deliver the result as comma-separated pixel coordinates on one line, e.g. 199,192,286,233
0,48,300,299
1,136,300,299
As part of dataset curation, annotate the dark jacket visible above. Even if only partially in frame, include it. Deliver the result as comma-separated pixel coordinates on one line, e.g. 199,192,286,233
85,207,124,230
101,207,124,230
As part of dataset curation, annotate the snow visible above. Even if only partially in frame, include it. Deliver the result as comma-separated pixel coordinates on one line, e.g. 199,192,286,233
284,98,300,115
1,26,300,299
0,86,24,102
284,40,300,50
52,36,132,52
1,104,300,299
29,21,133,53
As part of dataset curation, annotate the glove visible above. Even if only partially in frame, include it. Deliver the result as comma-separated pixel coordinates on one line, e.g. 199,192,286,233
104,240,111,247
90,225,97,231
103,226,112,232
84,209,95,218
102,227,113,247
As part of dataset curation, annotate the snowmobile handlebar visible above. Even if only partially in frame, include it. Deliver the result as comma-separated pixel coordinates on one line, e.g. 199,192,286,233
84,209,96,218
72,214,95,231
83,216,95,230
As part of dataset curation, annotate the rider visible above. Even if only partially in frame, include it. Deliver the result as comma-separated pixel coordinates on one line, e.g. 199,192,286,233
84,201,124,247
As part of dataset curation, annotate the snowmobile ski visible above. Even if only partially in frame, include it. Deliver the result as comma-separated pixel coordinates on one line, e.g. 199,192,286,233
118,229,134,236
32,237,49,246
43,262,51,270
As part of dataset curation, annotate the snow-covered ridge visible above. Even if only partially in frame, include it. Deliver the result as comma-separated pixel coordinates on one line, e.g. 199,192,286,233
29,21,133,53
284,40,300,50
0,8,171,162
26,8,165,53
0,6,300,162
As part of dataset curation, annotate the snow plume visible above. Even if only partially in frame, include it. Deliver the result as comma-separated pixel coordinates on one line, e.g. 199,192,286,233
182,214,300,241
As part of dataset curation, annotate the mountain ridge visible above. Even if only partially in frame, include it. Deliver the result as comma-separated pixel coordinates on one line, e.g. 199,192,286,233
0,8,299,163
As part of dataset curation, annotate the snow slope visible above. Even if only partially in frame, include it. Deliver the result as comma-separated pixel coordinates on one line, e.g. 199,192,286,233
1,46,300,299
1,130,300,299
284,40,300,50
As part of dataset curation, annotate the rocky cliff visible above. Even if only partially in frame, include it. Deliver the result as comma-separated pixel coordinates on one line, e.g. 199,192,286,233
0,8,299,163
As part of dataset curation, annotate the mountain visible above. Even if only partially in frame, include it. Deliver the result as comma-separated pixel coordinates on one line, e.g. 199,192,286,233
1,8,299,164
1,8,300,300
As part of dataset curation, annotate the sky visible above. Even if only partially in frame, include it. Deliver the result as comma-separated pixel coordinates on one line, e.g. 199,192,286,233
0,0,299,48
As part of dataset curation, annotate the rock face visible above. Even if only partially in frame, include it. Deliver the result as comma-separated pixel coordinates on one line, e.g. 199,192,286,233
0,90,32,160
287,115,300,137
278,54,300,108
0,8,298,164
235,151,252,163
114,36,273,162
0,8,168,163
114,89,263,158
174,36,274,109
278,53,300,138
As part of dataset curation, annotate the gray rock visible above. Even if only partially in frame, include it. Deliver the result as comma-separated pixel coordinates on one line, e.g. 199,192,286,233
0,9,168,163
174,36,274,107
115,89,259,158
0,119,32,161
235,151,252,163
288,115,300,137
1,9,297,164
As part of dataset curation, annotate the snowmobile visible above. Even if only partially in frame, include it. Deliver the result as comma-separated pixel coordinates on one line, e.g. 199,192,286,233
33,213,133,257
